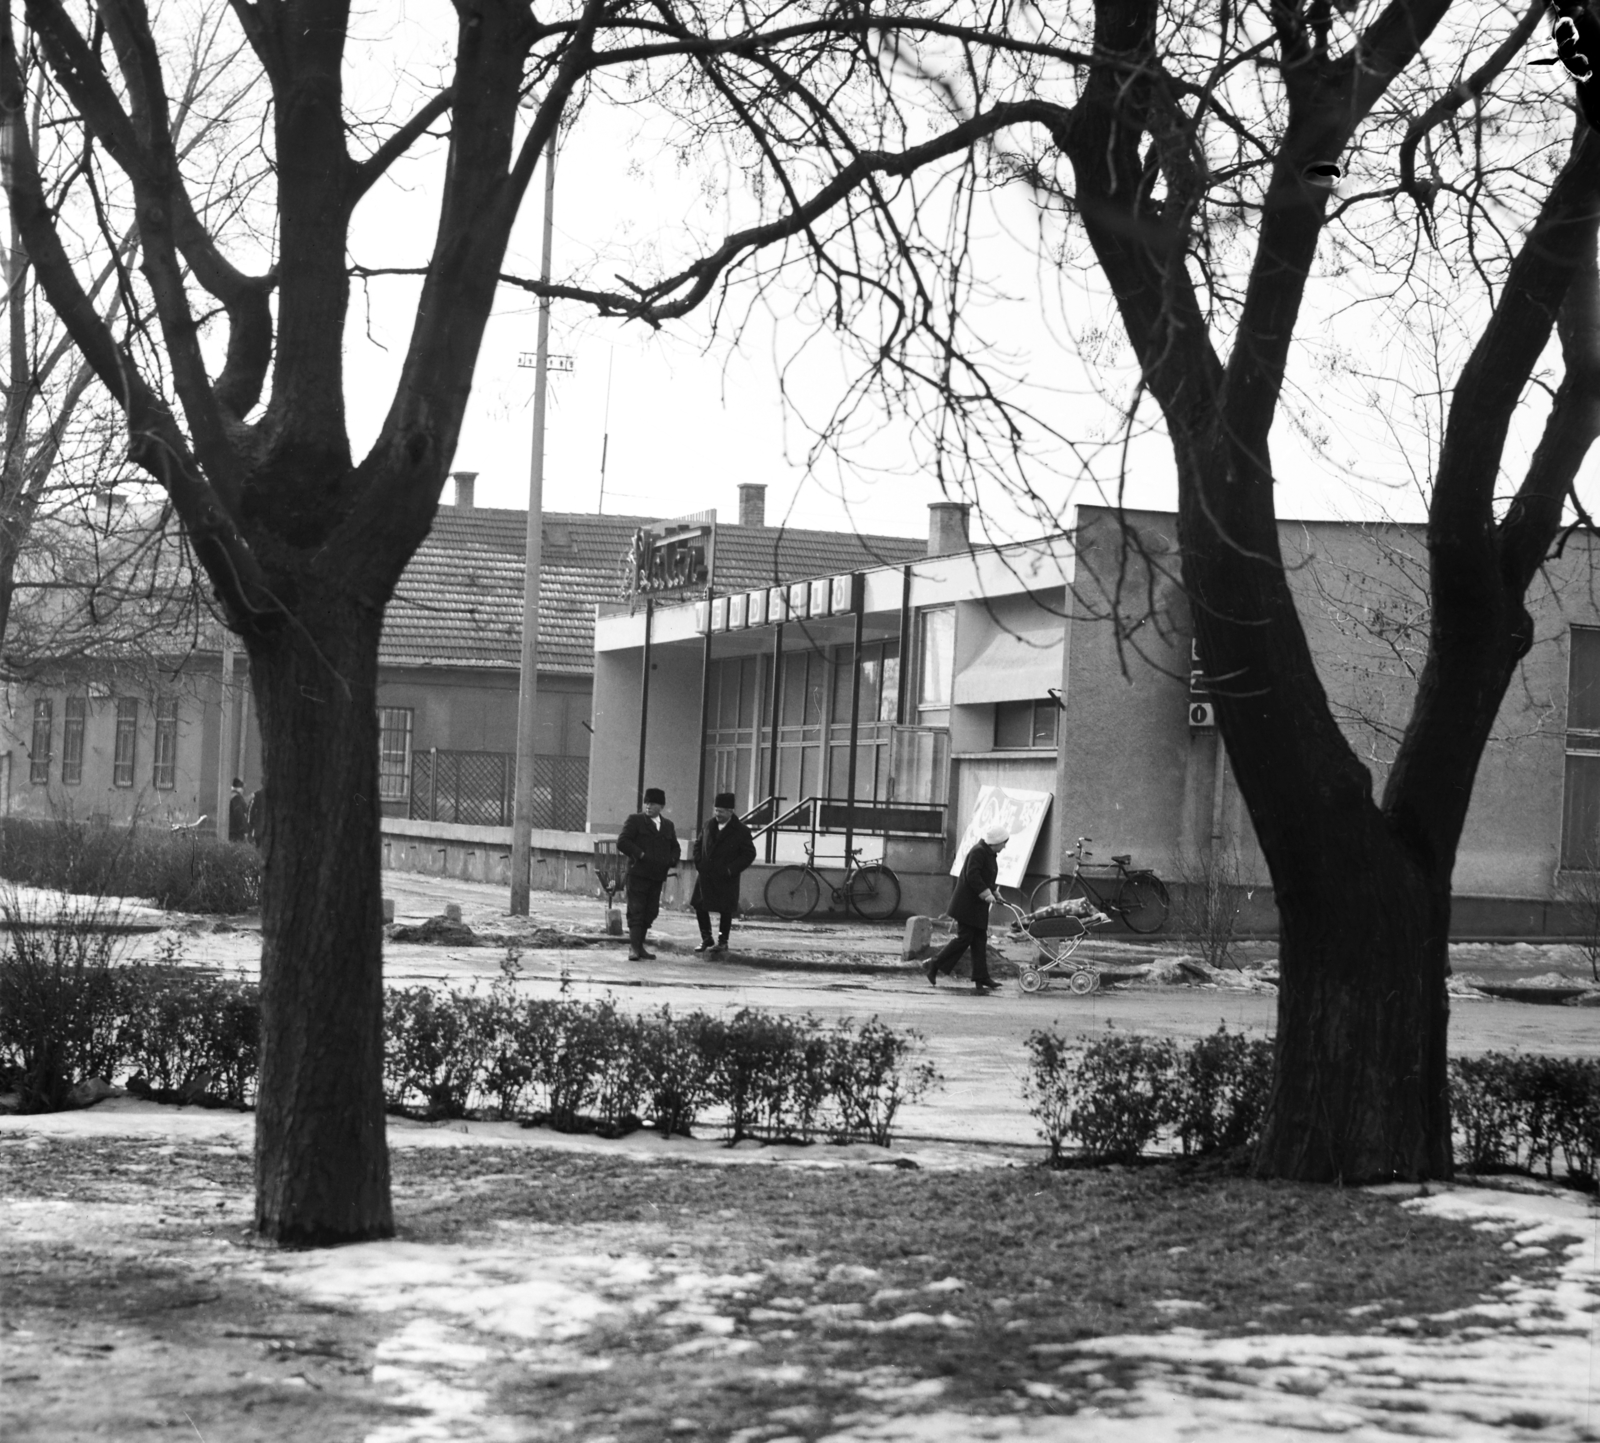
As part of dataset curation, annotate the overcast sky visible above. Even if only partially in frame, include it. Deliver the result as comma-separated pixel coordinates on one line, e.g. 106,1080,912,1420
334,12,1599,547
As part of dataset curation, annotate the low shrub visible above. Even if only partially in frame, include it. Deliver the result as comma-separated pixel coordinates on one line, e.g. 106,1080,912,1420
1448,1053,1600,1184
0,896,129,1111
0,816,259,914
827,1017,939,1146
1025,1024,1265,1165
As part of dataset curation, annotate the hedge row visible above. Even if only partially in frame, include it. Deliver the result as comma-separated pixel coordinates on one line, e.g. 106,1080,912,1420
1026,1027,1600,1185
0,939,939,1147
0,815,259,914
383,962,939,1144
1024,1025,1273,1164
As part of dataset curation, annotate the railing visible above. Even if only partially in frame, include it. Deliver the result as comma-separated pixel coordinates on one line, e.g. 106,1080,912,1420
410,749,589,831
741,794,785,832
748,794,946,848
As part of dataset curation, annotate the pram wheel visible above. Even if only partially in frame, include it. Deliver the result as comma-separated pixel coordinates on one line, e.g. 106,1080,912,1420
1018,967,1045,994
1068,969,1097,995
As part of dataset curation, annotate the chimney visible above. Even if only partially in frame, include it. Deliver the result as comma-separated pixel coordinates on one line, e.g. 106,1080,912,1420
927,501,970,556
738,483,766,528
451,470,477,509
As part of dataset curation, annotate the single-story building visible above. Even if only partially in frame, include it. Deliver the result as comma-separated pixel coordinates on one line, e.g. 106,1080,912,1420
586,502,1600,936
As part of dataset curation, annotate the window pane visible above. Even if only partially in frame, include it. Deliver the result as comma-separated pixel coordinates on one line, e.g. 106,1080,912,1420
781,652,809,726
1571,628,1600,731
113,698,137,787
1032,700,1060,748
62,697,84,785
717,659,740,729
831,648,855,724
994,700,1031,749
152,697,178,790
377,708,413,802
29,699,50,784
737,657,758,729
918,609,954,708
880,654,900,723
1563,754,1600,868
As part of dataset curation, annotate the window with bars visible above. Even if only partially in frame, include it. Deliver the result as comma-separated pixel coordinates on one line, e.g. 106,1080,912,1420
62,697,85,785
112,697,138,788
1563,627,1600,869
378,707,413,802
995,698,1060,750
152,698,178,790
29,699,51,784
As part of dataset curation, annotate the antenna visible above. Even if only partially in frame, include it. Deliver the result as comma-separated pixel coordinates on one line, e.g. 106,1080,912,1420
597,347,614,514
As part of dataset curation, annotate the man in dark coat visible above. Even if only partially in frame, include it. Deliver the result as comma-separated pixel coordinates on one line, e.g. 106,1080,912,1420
227,778,249,843
691,792,757,955
616,786,681,961
926,824,1009,993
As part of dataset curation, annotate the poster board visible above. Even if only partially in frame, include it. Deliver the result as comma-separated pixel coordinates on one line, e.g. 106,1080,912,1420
950,785,1053,891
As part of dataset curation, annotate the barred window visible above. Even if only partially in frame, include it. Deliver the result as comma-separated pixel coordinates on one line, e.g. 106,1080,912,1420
112,697,138,788
29,699,51,785
62,697,85,785
152,697,178,790
378,707,413,802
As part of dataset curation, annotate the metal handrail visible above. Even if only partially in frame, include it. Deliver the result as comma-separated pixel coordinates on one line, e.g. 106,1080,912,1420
747,794,946,848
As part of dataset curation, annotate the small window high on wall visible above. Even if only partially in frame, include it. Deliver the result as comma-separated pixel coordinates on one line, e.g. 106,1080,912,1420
915,607,954,725
378,708,414,802
1562,627,1600,868
995,698,1059,750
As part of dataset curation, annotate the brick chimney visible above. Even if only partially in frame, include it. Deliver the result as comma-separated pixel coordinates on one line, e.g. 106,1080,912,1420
927,501,970,556
451,470,477,509
738,483,766,528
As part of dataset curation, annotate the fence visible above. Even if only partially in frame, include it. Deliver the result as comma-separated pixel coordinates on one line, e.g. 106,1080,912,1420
410,749,589,831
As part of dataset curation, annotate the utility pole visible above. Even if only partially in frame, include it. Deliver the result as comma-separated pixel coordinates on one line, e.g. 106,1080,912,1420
509,130,558,916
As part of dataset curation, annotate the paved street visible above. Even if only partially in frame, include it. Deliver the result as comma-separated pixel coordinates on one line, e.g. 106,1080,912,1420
363,872,1600,1151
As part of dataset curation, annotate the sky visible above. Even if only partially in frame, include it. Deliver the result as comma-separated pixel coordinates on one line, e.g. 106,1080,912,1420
332,9,1598,548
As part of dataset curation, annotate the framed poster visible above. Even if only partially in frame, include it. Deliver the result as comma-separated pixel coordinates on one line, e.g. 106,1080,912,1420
950,784,1053,890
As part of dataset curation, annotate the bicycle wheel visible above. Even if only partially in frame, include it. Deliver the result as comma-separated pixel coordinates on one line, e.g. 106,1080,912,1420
1028,873,1094,916
846,864,901,920
1119,875,1170,933
766,866,821,920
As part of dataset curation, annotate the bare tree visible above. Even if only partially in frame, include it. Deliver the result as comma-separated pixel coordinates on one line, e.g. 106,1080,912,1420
6,0,1597,1247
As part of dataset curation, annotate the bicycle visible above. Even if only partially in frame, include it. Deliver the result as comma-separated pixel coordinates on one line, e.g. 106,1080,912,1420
765,841,902,921
1028,836,1170,934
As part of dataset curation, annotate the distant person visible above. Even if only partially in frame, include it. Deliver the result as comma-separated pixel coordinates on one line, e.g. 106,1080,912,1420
227,777,249,843
926,824,1009,993
691,792,757,955
616,787,680,961
247,786,264,848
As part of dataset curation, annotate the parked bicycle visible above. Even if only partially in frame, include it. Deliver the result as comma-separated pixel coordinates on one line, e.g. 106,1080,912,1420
1028,836,1170,933
765,841,902,921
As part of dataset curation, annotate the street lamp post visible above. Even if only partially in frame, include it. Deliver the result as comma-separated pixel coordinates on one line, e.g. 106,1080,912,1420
509,131,559,916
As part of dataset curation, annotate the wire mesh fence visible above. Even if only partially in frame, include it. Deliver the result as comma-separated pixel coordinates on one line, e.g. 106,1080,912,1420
410,750,588,831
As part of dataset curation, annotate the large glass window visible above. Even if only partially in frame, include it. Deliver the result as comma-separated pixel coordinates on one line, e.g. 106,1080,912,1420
29,699,50,784
378,707,414,802
112,697,137,788
152,698,178,790
916,608,954,720
1563,628,1600,868
995,698,1060,750
61,697,85,785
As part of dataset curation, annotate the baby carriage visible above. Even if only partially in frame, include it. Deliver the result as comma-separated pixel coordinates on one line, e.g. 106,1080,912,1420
1001,897,1112,994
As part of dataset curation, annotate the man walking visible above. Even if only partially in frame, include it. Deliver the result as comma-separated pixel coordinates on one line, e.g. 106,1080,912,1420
691,791,757,954
926,824,1009,993
616,787,680,961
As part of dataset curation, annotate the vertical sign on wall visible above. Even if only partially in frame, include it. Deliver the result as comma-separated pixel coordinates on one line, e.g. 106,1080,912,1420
1189,638,1215,729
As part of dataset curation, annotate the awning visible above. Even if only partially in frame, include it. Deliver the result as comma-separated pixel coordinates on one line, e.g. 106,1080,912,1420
952,610,1064,704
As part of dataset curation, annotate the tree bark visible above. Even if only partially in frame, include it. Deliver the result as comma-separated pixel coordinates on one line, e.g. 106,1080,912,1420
248,582,391,1244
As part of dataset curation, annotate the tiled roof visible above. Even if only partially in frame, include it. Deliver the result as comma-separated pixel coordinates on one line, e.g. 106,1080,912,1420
380,506,927,675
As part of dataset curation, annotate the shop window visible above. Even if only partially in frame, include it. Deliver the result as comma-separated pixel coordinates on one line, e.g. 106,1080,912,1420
62,697,85,785
112,697,137,788
1563,627,1600,868
995,698,1060,750
29,698,50,784
378,707,414,802
152,698,178,790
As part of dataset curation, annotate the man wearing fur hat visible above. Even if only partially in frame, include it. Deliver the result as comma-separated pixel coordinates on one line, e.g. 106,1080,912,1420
616,787,680,961
691,792,757,955
925,823,1009,993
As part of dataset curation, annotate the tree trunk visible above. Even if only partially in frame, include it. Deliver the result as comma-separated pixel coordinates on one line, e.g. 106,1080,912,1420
248,587,392,1244
1254,828,1453,1181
